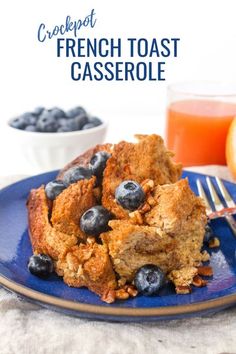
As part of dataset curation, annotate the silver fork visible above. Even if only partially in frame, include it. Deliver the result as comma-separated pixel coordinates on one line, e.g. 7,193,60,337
196,177,236,238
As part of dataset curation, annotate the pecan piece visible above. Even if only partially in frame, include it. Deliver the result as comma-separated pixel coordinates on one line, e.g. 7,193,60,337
197,266,213,277
87,236,96,245
146,194,157,207
118,277,127,288
175,285,192,294
138,202,151,214
192,275,207,287
208,237,220,248
129,210,143,225
141,179,155,194
201,250,210,262
101,289,116,303
115,289,129,300
126,285,138,297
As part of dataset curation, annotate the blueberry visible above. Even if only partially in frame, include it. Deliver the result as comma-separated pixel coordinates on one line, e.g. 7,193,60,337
45,180,68,200
58,118,68,126
49,107,65,119
204,224,214,243
134,264,165,296
33,106,45,116
58,118,78,131
89,151,111,179
28,254,54,278
9,116,27,130
57,126,72,132
36,111,58,132
66,106,86,119
82,123,97,130
63,166,93,185
21,112,37,125
115,180,145,211
25,125,37,132
67,118,82,131
80,206,113,236
88,117,102,127
59,116,88,131
74,115,89,130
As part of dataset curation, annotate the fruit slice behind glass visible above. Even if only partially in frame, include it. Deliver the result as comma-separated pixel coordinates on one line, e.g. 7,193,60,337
226,116,236,180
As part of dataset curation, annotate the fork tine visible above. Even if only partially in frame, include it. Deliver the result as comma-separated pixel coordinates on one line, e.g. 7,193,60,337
206,177,225,212
196,179,213,214
215,177,236,208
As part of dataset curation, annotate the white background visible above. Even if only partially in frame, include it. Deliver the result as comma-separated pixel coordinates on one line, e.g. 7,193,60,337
1,0,236,175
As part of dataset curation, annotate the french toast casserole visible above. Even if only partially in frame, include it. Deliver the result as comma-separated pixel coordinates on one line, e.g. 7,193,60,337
27,134,213,303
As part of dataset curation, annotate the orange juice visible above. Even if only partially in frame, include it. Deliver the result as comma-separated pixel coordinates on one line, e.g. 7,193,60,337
166,99,236,166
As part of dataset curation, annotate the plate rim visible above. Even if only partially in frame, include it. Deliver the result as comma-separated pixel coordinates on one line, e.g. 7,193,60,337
0,170,236,318
0,273,236,317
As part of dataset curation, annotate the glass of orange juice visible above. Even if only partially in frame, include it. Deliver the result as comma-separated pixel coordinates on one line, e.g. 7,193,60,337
166,82,236,166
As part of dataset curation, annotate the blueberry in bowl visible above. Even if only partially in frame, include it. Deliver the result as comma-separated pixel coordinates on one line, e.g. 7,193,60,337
9,113,37,130
33,106,45,116
57,125,73,133
49,107,66,119
57,118,79,132
7,105,107,171
66,106,86,119
82,123,96,130
25,125,37,132
9,116,27,130
74,115,89,130
8,105,104,134
21,112,38,126
89,117,103,127
36,110,59,132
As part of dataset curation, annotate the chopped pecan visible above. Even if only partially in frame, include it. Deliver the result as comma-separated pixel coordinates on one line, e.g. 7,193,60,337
146,194,157,207
115,289,129,300
192,275,207,287
141,179,155,194
129,210,143,225
201,250,210,262
138,202,151,214
208,237,220,248
87,237,96,245
175,285,192,294
114,258,121,265
101,289,116,303
197,266,213,277
126,285,138,297
76,264,84,277
118,277,127,287
66,253,80,272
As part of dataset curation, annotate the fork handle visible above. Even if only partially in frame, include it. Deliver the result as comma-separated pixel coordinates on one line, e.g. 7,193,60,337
225,213,236,239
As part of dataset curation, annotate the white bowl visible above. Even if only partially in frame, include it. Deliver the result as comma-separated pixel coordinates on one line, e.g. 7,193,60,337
5,121,108,173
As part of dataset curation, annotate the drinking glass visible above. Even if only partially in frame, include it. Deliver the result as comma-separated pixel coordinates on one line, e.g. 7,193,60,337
166,82,236,166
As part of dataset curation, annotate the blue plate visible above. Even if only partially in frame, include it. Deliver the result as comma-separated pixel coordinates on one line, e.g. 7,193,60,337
0,170,236,321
